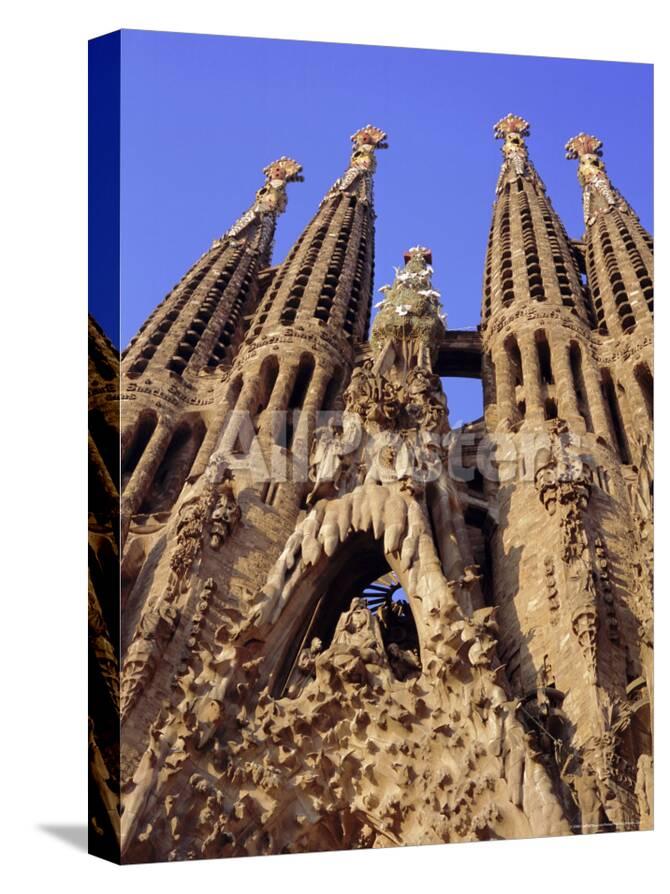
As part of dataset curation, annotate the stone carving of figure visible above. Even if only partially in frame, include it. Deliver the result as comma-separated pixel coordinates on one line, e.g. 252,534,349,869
635,753,653,828
453,607,498,668
569,762,603,834
404,366,447,431
308,419,349,504
318,598,387,687
209,472,241,549
121,605,178,718
286,637,323,698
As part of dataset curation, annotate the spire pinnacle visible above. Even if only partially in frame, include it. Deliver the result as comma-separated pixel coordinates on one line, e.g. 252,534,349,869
565,133,602,160
253,156,303,215
493,114,541,195
565,133,630,225
494,113,530,143
223,156,303,245
349,125,388,175
324,125,388,203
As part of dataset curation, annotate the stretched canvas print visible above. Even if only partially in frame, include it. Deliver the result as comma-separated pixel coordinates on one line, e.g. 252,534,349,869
88,30,654,863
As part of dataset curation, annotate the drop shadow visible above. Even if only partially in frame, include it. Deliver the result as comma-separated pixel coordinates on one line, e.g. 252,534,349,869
38,824,88,854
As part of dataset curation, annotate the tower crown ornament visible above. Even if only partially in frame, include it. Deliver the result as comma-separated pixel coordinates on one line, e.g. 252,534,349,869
349,124,388,171
351,124,389,150
223,155,303,244
565,133,603,160
565,133,630,225
324,125,388,202
565,133,608,186
494,113,530,142
254,156,304,214
493,114,540,194
262,156,304,184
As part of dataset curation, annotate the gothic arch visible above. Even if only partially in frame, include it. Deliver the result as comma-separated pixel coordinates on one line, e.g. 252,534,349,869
259,486,433,699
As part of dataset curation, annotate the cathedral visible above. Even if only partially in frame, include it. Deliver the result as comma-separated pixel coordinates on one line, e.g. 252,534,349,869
88,116,653,862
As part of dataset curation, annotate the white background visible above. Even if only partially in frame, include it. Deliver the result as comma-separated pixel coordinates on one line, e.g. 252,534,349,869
0,2,666,891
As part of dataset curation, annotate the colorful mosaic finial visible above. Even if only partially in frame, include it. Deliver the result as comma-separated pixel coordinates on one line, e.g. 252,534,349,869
351,125,389,150
493,114,540,194
324,126,388,202
224,156,303,245
262,156,304,184
494,114,530,141
565,133,603,160
565,133,630,225
348,125,388,174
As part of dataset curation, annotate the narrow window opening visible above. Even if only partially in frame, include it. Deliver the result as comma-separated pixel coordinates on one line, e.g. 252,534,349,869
535,331,553,385
284,355,315,448
545,398,558,420
634,363,653,421
602,371,631,464
569,342,593,432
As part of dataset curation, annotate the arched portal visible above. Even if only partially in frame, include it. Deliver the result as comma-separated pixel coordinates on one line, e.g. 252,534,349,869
269,532,421,698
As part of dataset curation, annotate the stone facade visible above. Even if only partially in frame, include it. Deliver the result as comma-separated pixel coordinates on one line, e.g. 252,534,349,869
88,119,653,862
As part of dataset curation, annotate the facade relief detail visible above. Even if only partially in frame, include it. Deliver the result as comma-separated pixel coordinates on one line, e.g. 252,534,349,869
101,120,653,863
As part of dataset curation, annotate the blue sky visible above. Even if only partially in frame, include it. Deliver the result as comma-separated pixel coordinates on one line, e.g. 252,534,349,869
117,30,652,424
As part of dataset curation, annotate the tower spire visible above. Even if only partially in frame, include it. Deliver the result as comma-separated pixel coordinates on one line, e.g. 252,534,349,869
479,121,653,832
493,113,545,195
187,126,388,507
323,124,388,203
123,156,303,379
248,125,387,343
566,132,653,336
220,155,304,254
119,156,302,536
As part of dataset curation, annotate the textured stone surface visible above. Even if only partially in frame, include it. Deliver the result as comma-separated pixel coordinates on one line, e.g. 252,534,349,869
88,120,653,863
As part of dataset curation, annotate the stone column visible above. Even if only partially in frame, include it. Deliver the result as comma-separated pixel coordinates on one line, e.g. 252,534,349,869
518,334,544,425
89,434,118,504
261,364,299,442
612,374,638,464
120,414,141,466
551,337,582,428
188,374,245,481
217,375,260,456
121,420,174,541
255,363,299,485
626,366,654,457
580,360,613,447
492,344,516,430
291,365,331,486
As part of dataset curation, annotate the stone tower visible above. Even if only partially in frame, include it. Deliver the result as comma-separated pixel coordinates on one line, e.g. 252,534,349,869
480,115,653,834
89,119,653,862
119,155,304,541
